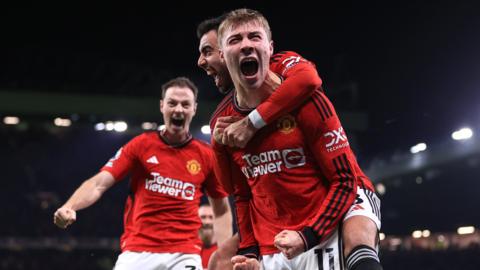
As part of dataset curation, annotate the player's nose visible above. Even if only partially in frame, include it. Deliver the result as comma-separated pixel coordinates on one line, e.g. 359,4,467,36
197,55,207,70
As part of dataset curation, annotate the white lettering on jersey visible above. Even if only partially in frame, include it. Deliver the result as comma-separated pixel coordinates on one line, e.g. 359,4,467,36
144,172,195,200
324,127,349,152
241,148,306,178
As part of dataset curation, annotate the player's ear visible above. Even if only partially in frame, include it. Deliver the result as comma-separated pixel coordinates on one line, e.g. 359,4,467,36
159,99,164,114
193,102,198,116
219,49,225,61
269,40,274,55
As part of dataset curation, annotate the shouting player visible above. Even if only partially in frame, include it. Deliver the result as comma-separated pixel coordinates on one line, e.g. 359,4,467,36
54,77,232,270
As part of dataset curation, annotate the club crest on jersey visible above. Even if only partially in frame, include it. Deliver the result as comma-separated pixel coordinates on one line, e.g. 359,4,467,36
276,114,296,134
186,159,201,175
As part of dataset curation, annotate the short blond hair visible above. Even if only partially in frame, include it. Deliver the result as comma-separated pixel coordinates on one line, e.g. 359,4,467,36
217,8,272,48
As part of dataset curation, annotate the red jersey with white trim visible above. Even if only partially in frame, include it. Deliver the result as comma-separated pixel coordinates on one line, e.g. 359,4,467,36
209,51,374,255
101,131,227,254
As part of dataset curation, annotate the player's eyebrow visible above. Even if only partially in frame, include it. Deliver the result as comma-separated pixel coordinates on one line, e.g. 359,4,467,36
200,44,213,54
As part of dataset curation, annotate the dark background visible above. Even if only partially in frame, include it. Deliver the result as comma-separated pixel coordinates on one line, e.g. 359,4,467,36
1,1,479,269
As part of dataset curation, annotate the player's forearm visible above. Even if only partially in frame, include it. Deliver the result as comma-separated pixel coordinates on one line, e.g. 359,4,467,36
63,171,114,211
62,180,104,211
213,205,233,246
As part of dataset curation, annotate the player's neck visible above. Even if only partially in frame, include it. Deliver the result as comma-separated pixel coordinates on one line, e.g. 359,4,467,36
234,70,281,109
160,129,191,146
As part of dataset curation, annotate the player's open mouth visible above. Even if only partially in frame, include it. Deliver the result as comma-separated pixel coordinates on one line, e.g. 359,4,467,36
171,117,185,127
240,58,259,77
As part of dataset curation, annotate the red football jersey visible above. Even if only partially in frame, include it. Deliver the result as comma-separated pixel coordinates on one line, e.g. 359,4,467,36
200,243,218,269
101,131,227,254
210,51,374,256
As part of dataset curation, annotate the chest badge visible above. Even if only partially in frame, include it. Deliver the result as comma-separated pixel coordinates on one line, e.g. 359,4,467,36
186,159,202,175
276,114,296,134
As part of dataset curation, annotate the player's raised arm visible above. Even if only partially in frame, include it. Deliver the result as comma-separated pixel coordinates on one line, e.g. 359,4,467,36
53,171,115,229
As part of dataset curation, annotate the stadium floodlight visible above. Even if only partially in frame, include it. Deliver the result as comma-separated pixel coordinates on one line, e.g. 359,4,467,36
142,122,157,130
113,121,128,132
451,127,473,141
105,121,114,131
412,230,422,238
95,122,106,131
410,143,427,154
457,226,475,235
422,230,431,237
379,233,385,241
201,125,211,135
54,117,72,127
3,116,20,125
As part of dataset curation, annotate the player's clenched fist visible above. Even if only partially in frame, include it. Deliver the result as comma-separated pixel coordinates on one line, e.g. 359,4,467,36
231,255,260,270
213,116,243,145
274,230,305,259
54,207,77,229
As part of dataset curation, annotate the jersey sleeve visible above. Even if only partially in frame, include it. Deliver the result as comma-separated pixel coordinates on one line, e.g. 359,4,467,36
296,90,358,250
100,135,140,182
248,51,322,128
211,139,259,258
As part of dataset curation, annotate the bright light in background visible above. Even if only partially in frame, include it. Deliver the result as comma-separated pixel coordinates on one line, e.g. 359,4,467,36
3,116,20,125
437,235,445,242
390,238,402,246
412,230,422,238
422,230,431,237
113,121,128,132
105,121,114,131
410,142,427,154
451,127,473,140
54,117,71,127
379,233,385,241
95,123,105,131
158,124,165,131
142,122,158,130
457,226,475,235
376,183,386,195
201,125,211,135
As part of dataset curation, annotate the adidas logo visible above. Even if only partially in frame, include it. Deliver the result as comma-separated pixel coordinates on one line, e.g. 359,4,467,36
147,156,159,164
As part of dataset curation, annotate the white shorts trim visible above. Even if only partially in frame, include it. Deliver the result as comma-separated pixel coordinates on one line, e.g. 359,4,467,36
114,251,202,270
344,188,382,230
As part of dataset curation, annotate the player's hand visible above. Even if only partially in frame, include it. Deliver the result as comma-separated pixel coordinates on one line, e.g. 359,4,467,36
231,255,260,270
274,230,305,259
222,117,258,148
53,207,77,229
213,116,243,144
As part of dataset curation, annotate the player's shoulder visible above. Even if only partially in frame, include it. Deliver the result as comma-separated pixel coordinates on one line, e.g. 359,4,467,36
125,131,156,148
209,90,235,128
270,51,312,75
270,50,303,63
135,131,159,141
